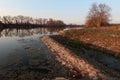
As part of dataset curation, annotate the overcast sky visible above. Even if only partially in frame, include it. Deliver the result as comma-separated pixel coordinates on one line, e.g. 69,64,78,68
0,0,120,24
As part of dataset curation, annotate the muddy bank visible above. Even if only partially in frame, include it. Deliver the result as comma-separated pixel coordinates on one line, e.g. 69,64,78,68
50,35,120,74
41,36,119,80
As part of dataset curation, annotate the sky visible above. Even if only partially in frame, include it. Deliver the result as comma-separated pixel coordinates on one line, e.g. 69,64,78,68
0,0,120,24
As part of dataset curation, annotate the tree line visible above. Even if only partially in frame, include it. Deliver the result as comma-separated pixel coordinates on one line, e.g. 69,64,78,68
0,15,65,28
0,3,112,28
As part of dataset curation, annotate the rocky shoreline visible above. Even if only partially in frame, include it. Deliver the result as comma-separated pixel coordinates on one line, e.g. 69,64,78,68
41,36,119,80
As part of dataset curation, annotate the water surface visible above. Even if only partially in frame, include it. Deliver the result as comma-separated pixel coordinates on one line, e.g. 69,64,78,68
0,27,79,80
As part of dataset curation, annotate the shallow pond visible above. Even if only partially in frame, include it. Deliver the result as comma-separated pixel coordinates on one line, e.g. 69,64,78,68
0,27,80,80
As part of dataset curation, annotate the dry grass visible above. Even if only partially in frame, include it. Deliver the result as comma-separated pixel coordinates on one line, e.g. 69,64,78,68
89,26,120,30
64,27,120,58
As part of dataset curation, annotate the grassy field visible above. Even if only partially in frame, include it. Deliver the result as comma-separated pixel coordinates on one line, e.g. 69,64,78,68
63,27,120,58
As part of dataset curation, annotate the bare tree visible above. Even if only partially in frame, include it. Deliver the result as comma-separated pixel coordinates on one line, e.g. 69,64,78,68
85,3,111,27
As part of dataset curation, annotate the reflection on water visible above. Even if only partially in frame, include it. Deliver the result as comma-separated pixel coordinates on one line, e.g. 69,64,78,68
0,27,78,80
0,27,64,37
0,27,64,60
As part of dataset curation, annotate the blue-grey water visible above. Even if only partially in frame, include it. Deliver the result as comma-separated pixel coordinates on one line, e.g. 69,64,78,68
0,27,80,80
0,28,58,60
